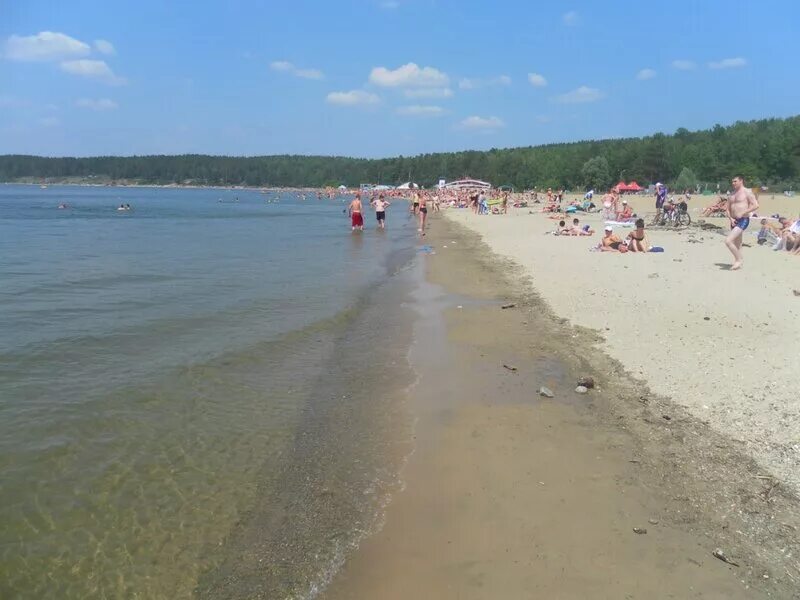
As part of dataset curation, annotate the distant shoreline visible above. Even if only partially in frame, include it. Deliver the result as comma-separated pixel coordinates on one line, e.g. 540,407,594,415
0,181,331,192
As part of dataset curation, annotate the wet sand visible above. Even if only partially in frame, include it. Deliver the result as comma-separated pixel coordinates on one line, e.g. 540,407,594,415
446,202,800,495
324,217,799,599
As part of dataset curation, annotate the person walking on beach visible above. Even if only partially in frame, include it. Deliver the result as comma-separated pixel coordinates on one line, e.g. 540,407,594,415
371,193,390,229
418,192,429,234
349,194,364,231
724,175,759,270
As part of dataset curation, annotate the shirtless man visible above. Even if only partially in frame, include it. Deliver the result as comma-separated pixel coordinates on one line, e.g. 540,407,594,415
371,193,390,229
349,194,364,231
724,176,759,270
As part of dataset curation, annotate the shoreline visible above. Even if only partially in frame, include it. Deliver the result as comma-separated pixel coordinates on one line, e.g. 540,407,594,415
323,215,799,598
445,204,800,495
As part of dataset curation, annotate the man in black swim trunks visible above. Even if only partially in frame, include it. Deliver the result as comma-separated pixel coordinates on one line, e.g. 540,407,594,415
724,175,759,270
371,193,390,229
411,190,420,215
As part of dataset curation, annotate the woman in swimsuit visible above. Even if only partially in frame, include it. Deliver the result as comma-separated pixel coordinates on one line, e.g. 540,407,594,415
418,193,428,234
626,218,649,252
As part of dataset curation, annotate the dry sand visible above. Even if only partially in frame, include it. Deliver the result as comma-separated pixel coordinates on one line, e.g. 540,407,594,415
325,217,800,599
446,195,800,495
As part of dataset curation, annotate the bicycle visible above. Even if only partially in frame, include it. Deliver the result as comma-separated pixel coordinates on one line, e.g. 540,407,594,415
653,197,691,228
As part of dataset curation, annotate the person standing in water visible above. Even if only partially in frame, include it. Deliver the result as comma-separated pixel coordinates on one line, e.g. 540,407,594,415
371,193,390,229
724,175,759,270
348,194,364,231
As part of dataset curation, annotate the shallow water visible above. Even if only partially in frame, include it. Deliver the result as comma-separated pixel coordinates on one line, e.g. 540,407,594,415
0,185,418,598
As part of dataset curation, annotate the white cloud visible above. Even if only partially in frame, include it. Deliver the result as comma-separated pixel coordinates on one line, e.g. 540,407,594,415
94,39,115,55
396,105,444,117
60,59,126,84
270,60,324,80
459,75,511,90
636,68,656,80
295,68,324,80
553,85,604,103
671,59,696,70
535,115,552,124
459,115,505,130
39,116,59,127
326,90,380,106
270,60,294,71
380,0,400,8
404,87,453,99
3,31,90,62
563,10,578,25
708,57,747,69
369,63,449,88
528,72,547,87
76,98,118,111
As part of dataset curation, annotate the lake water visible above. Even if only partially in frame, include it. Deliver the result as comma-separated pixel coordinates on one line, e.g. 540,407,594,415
0,185,420,598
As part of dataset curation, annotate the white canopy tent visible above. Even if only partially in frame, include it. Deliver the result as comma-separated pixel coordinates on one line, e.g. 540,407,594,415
442,178,492,190
395,182,419,190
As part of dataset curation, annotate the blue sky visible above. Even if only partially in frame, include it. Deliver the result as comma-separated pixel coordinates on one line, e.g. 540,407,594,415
1,0,798,158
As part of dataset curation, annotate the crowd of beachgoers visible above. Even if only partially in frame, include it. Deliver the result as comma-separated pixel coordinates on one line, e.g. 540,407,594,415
324,180,799,266
359,180,800,266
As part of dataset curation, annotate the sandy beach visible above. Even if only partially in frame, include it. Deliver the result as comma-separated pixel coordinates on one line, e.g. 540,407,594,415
446,194,800,495
325,214,800,599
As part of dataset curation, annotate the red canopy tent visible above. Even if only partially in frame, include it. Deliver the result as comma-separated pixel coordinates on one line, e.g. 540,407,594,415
626,181,642,191
615,181,630,192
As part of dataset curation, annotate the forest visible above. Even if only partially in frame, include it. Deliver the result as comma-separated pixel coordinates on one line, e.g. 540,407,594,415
1,116,798,191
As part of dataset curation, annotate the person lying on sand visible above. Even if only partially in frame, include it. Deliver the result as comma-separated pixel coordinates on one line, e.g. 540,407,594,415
568,217,594,236
626,218,649,252
779,217,800,254
600,226,628,252
756,219,771,245
702,197,727,217
553,220,570,235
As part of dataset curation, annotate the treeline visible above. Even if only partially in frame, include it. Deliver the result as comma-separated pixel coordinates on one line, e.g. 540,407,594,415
1,116,798,190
